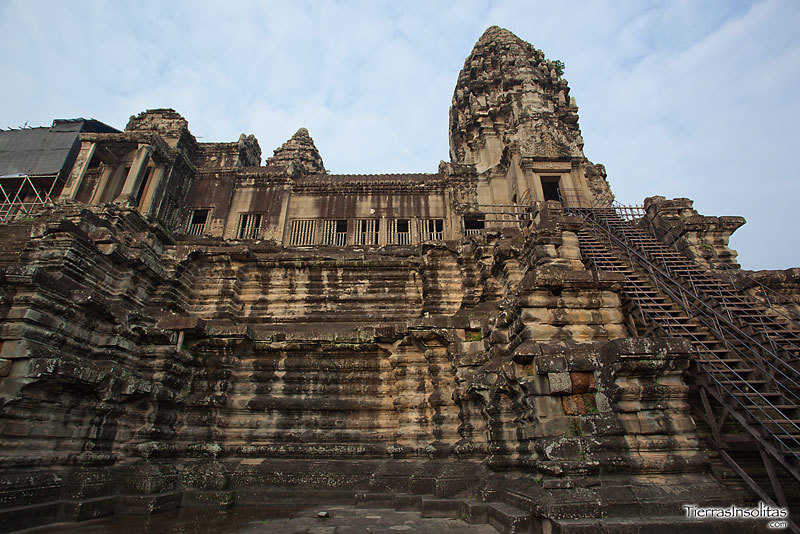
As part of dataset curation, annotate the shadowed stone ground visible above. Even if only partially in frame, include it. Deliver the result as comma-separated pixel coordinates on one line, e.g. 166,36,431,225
20,506,498,533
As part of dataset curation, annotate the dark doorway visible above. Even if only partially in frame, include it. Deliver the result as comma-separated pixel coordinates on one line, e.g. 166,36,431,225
541,177,561,202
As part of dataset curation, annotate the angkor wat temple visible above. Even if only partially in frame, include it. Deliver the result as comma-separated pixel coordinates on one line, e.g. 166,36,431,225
0,26,798,533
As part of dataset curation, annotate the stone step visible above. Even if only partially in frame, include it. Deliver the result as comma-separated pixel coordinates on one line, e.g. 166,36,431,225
235,488,355,506
181,489,235,508
218,418,403,432
486,501,531,534
355,491,396,508
337,493,499,529
460,500,489,524
420,497,461,518
238,396,390,411
0,500,60,533
216,441,394,458
393,493,427,511
115,490,182,515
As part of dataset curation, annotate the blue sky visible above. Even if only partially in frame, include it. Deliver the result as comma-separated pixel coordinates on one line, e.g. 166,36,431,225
1,0,798,270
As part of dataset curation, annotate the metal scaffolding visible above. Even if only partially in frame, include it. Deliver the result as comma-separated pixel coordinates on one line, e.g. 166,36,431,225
0,173,61,222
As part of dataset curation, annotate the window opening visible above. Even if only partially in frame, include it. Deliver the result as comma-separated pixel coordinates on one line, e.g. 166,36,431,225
355,219,379,246
389,219,411,245
289,219,316,246
187,209,209,236
100,165,129,203
420,219,444,241
134,166,153,208
322,219,348,246
237,213,262,239
464,217,485,236
541,176,561,202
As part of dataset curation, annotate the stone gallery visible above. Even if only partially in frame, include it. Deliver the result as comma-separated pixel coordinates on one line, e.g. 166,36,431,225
0,26,797,533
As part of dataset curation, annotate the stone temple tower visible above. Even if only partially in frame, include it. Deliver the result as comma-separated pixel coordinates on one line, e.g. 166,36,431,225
450,26,613,209
0,24,798,534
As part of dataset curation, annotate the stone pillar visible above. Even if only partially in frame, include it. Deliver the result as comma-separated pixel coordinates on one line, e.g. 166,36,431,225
279,189,293,245
475,178,493,206
488,171,508,207
444,190,457,240
115,144,152,205
559,172,578,207
572,162,593,207
138,165,166,215
61,142,96,200
521,160,545,203
512,158,529,204
532,174,545,202
88,164,115,205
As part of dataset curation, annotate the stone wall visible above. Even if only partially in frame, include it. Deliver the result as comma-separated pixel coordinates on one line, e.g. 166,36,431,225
178,249,426,322
0,202,735,530
642,196,745,269
0,23,765,531
459,337,705,475
195,135,262,169
728,268,800,322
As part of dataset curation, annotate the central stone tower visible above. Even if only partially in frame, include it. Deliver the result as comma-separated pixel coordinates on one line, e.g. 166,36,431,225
450,26,613,209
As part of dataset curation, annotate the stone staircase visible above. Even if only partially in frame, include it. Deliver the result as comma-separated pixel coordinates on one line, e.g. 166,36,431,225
571,207,800,526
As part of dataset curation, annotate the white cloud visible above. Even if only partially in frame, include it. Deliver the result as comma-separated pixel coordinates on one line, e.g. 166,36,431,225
0,0,797,268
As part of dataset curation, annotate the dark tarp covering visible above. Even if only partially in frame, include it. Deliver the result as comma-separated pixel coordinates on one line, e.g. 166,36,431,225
0,119,118,178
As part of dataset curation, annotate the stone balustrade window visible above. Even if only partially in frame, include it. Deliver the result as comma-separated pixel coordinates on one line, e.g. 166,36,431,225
289,219,317,246
354,219,379,246
187,208,209,236
322,219,347,246
420,218,444,241
388,219,411,245
237,212,263,239
464,216,485,236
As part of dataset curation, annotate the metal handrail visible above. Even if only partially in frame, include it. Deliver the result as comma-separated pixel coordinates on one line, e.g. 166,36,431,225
579,234,800,442
715,266,800,325
638,224,800,354
588,208,800,361
596,210,800,391
582,205,800,381
641,216,800,345
571,209,800,447
575,225,800,478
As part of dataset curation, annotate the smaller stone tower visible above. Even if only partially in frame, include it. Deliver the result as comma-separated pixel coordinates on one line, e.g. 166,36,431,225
266,127,326,175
